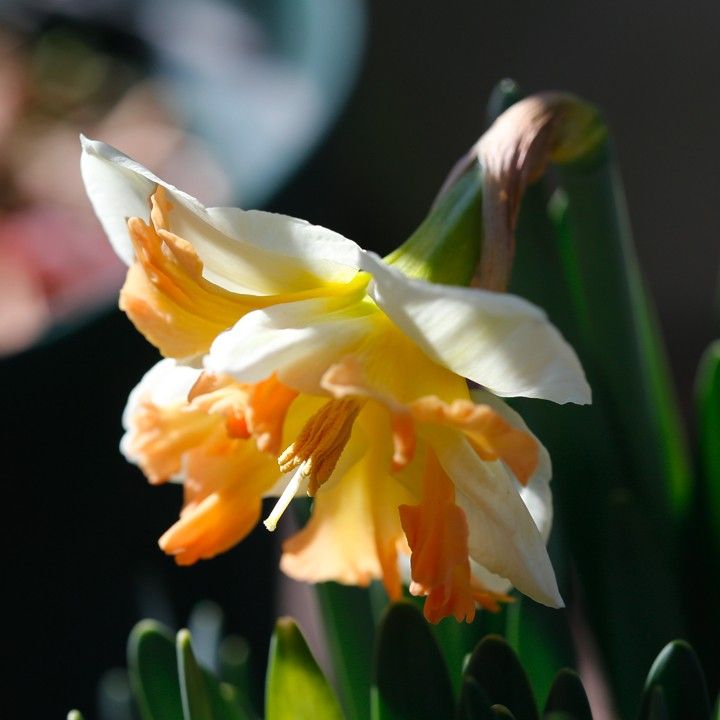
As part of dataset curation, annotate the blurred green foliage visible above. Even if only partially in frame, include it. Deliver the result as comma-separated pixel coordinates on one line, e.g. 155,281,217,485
68,603,714,720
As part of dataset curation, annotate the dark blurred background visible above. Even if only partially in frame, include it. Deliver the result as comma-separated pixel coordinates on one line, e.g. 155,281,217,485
0,0,717,716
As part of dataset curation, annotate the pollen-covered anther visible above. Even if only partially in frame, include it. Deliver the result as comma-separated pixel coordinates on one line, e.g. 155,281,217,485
278,398,361,496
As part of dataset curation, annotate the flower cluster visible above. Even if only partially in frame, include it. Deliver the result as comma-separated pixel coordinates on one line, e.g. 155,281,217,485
81,137,589,622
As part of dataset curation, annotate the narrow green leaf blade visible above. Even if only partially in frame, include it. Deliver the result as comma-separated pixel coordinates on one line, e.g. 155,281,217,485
507,134,690,717
639,686,669,720
128,620,184,720
426,606,486,697
219,636,251,691
176,628,251,720
219,635,257,717
505,594,575,708
696,340,720,553
553,149,692,521
314,581,374,720
265,617,343,720
177,629,215,720
204,677,254,720
294,497,373,720
463,635,538,720
641,640,711,720
372,602,455,720
456,677,494,720
544,670,592,720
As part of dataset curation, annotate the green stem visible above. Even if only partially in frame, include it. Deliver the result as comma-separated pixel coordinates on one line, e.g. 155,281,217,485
384,167,483,286
554,142,692,523
292,502,374,720
315,584,374,720
541,140,691,718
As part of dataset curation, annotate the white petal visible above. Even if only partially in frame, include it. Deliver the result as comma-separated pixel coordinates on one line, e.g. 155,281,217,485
120,358,202,462
203,206,364,284
81,135,165,265
206,295,375,394
431,429,563,607
468,560,513,596
471,389,553,541
81,136,362,292
364,257,591,405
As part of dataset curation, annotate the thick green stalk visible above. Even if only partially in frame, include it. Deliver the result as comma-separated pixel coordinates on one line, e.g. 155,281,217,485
314,583,374,720
553,144,692,522
292,502,374,720
687,342,720,694
384,167,483,286
543,140,690,718
479,84,692,717
696,341,720,555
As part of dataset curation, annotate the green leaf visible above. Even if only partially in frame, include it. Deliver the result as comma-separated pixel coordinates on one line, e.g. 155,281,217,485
294,498,373,720
686,342,720,692
641,640,711,720
372,602,455,720
504,595,575,708
265,617,343,720
491,706,517,719
507,129,689,717
696,340,720,554
428,614,486,697
219,635,257,717
639,686,669,720
456,677,494,720
67,711,85,720
177,629,217,720
398,587,490,698
463,635,538,720
128,620,184,720
205,676,253,720
219,636,251,690
315,581,374,720
544,670,592,720
179,629,252,720
552,149,692,521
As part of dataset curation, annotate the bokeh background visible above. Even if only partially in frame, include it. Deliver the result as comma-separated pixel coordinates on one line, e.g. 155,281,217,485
0,0,717,716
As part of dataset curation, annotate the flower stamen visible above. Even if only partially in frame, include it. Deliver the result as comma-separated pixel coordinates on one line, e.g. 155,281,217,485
263,464,306,532
278,398,361,496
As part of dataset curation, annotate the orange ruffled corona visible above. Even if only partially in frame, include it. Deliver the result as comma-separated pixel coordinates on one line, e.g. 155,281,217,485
84,137,591,621
124,353,543,621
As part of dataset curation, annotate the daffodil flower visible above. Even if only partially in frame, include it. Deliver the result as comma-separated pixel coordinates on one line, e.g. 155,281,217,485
82,137,590,622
